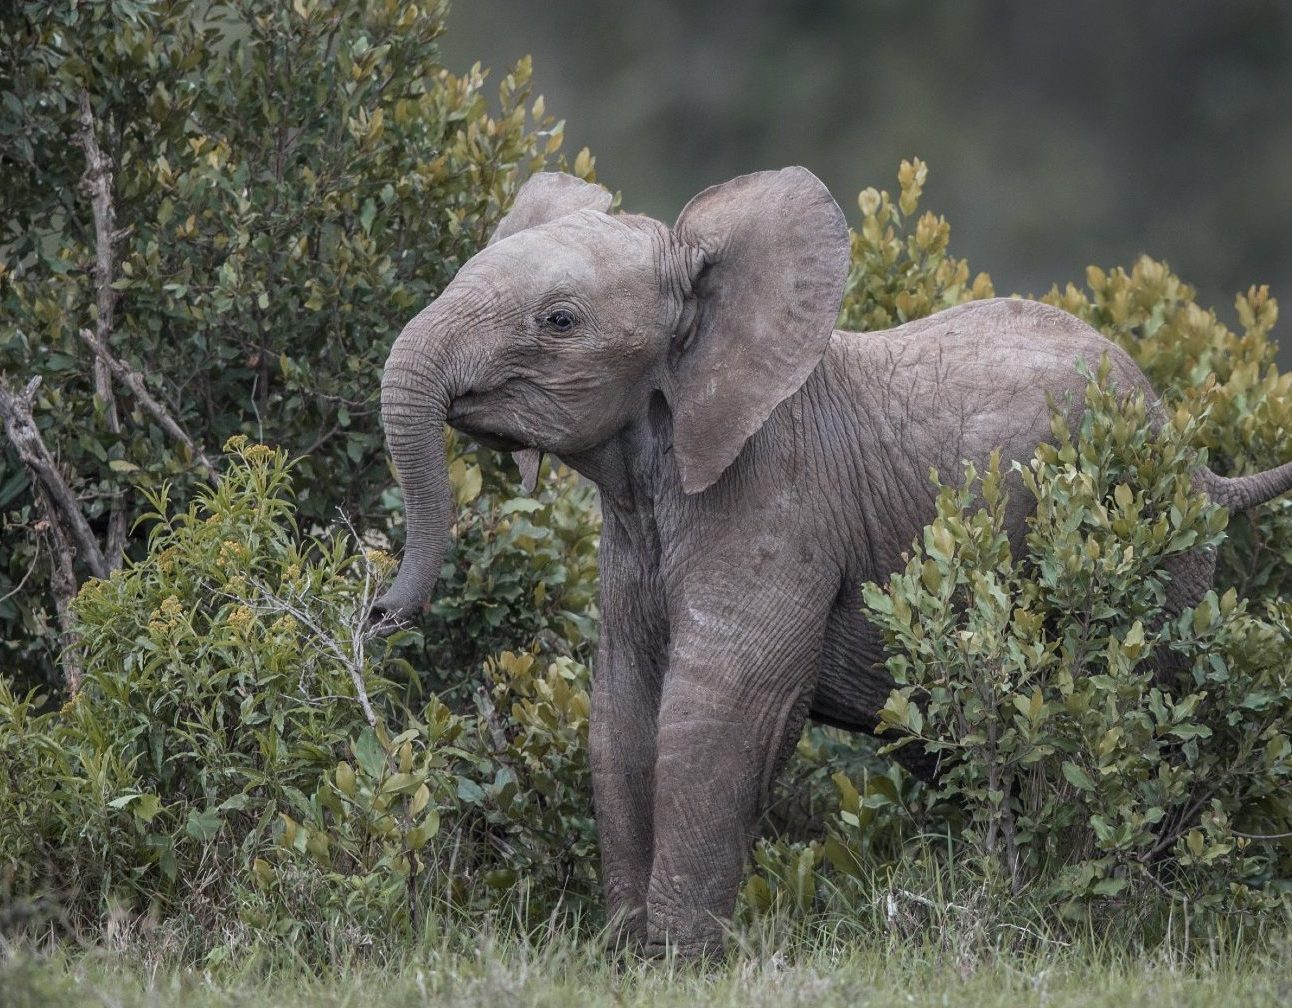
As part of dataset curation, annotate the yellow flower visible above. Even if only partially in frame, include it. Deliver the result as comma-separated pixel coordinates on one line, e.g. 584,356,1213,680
148,595,183,631
364,548,396,574
226,605,256,632
217,539,247,567
245,443,277,463
223,434,249,453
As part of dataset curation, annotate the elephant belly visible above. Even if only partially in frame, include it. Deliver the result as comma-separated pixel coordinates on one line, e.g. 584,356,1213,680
809,585,943,780
809,584,893,733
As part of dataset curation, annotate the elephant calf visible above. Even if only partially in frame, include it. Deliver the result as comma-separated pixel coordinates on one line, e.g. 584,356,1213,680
373,167,1292,958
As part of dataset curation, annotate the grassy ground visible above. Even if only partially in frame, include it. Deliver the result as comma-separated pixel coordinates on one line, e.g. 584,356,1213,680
5,924,1291,1008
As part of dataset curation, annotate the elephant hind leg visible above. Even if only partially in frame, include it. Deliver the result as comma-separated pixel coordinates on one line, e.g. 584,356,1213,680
1150,545,1218,684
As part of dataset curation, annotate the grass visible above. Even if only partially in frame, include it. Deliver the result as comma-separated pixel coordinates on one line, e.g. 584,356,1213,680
5,913,1291,1008
4,833,1288,1007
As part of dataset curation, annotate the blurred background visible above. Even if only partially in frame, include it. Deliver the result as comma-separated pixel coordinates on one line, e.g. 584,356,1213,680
442,0,1292,360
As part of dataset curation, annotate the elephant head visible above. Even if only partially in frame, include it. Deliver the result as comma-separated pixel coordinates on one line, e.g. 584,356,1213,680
373,167,850,620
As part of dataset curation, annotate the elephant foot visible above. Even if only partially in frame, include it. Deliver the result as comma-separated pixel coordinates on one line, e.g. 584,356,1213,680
603,901,648,955
640,937,727,968
644,910,729,965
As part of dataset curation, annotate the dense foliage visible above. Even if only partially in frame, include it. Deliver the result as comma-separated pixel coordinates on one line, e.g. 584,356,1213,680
0,441,598,958
865,374,1291,914
0,0,596,688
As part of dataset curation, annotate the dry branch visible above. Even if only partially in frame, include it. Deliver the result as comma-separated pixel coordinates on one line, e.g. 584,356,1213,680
0,376,109,579
77,90,128,565
78,328,217,479
0,375,103,691
242,577,385,729
34,482,87,692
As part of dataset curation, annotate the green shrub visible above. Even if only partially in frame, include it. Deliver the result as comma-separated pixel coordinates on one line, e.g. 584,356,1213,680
0,0,596,690
1043,262,1292,601
420,443,601,691
838,157,994,332
853,368,1292,921
0,442,599,959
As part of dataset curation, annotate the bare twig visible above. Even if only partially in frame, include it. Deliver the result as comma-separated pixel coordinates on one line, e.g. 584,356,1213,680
78,328,217,479
995,923,1072,948
239,578,379,726
238,522,402,730
0,376,109,579
300,422,340,460
1232,829,1292,841
0,534,42,605
76,90,128,567
249,371,264,442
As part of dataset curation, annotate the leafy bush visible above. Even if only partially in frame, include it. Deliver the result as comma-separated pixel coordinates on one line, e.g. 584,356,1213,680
0,0,595,689
0,442,599,959
838,157,994,332
748,162,1292,936
421,443,601,691
1043,262,1292,601
863,367,1292,916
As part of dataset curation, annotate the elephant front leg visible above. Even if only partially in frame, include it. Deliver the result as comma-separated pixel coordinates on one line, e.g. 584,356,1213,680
588,509,667,950
645,581,829,958
590,665,659,948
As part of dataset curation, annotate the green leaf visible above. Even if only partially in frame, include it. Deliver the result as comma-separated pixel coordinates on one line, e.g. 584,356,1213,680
742,875,772,914
1061,761,1096,792
381,771,421,794
500,498,544,515
455,778,486,804
305,829,330,865
1092,876,1127,897
184,807,222,841
353,728,385,780
109,793,162,823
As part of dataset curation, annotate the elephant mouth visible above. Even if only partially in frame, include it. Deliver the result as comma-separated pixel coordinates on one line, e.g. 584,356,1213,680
448,388,530,452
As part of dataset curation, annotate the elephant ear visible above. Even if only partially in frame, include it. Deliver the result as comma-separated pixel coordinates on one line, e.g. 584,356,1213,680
489,172,612,246
489,173,610,489
669,167,849,494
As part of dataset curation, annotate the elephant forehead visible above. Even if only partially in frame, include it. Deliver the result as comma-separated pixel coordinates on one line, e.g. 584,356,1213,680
468,212,660,300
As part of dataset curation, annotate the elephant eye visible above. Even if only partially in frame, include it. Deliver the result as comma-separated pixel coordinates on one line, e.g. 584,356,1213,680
544,308,577,332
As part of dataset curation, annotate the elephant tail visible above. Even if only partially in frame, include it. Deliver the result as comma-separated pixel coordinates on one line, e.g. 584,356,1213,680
1196,460,1292,512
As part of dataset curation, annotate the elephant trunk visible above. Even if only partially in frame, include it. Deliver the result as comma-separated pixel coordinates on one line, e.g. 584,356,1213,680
372,314,466,621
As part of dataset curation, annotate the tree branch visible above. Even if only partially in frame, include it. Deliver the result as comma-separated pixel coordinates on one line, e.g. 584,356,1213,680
78,328,217,480
76,90,128,566
0,376,109,580
33,481,87,693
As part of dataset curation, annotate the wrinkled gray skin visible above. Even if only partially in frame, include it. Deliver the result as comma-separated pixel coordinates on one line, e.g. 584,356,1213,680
374,168,1292,958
